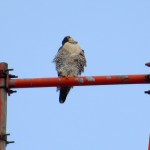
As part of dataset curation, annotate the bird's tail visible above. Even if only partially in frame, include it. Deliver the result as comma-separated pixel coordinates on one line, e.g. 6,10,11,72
59,87,71,103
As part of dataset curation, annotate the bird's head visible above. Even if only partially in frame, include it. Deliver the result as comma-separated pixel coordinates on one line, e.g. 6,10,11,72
62,36,78,45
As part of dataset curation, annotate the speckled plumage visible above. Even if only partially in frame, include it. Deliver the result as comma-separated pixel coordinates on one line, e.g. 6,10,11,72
53,36,87,103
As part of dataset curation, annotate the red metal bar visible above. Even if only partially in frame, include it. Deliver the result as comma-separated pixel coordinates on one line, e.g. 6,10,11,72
148,136,150,150
9,74,150,88
0,63,8,150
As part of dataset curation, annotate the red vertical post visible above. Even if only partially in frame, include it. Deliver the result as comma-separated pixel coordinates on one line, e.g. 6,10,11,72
148,136,150,150
0,63,8,150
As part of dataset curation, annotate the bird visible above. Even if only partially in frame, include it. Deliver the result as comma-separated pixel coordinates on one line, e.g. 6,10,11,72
53,36,87,103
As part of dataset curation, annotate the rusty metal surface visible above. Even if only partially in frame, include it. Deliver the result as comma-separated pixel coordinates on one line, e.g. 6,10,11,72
9,74,150,88
0,63,8,150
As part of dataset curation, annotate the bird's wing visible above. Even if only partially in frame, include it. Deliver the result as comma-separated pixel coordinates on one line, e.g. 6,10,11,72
80,49,87,66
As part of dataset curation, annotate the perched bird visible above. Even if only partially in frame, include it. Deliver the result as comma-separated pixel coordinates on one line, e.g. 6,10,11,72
53,36,87,103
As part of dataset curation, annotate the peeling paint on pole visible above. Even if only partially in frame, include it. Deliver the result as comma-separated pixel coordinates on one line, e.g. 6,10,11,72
9,74,150,89
86,76,95,81
75,77,84,83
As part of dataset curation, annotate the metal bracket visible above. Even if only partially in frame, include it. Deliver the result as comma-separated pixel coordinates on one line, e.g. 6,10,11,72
145,62,150,94
0,133,15,145
0,68,18,95
145,74,150,82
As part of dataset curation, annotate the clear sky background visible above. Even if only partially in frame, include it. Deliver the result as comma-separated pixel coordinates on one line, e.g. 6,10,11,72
0,0,150,150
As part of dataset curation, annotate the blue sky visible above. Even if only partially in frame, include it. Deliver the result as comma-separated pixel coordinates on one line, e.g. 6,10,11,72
0,0,150,149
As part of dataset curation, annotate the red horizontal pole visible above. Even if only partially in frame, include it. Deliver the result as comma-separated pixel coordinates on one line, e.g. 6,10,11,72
9,74,150,89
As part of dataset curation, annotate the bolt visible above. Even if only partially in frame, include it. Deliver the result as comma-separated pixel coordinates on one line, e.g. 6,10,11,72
145,90,150,94
145,62,150,67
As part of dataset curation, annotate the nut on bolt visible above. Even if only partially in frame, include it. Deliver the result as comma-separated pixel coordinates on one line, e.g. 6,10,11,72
145,62,150,67
145,90,150,94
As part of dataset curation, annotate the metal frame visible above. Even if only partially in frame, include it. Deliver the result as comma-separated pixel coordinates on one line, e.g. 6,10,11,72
0,62,150,150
